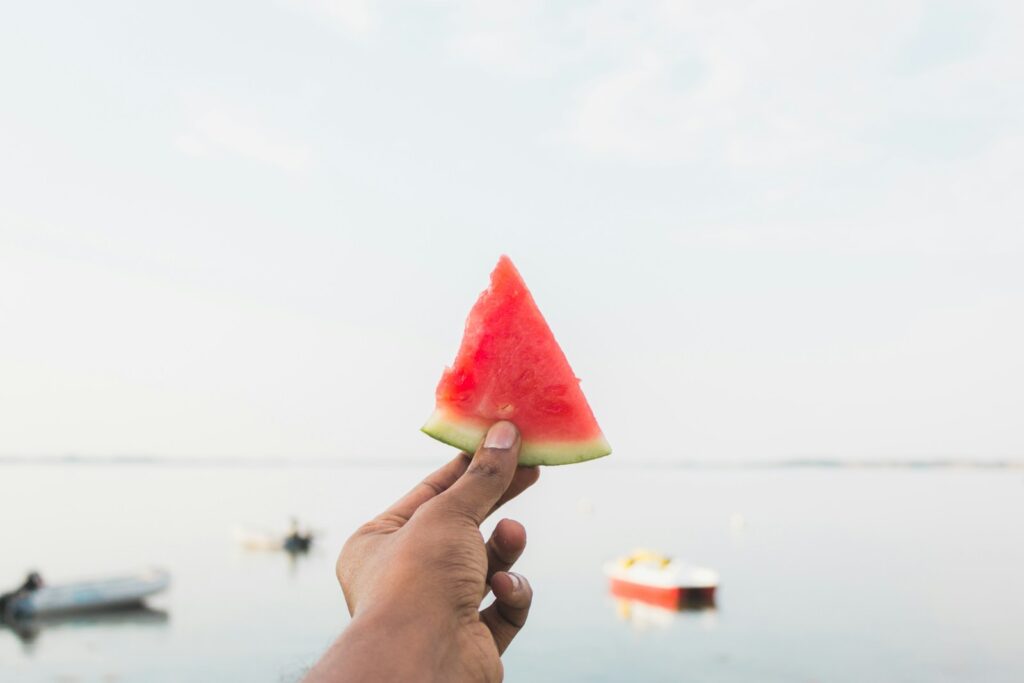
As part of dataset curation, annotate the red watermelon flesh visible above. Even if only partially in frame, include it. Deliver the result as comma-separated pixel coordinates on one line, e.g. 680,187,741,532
422,256,611,466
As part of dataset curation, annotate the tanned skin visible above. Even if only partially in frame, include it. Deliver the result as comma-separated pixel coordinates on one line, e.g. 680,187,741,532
304,421,539,682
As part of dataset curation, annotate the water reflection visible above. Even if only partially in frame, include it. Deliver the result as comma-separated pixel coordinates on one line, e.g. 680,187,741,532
1,605,169,651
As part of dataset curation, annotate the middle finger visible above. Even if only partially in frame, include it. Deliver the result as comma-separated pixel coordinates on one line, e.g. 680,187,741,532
484,518,527,595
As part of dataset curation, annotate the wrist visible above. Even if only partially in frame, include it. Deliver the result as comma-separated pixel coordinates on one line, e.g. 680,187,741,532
307,600,461,682
358,600,461,671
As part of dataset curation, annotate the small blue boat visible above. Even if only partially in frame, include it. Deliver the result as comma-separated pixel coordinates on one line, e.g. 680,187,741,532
1,569,170,619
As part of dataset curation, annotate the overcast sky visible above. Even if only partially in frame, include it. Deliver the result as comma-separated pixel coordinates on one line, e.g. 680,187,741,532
1,1,1022,462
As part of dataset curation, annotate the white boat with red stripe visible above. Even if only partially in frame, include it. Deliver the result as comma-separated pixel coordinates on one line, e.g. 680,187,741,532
604,550,719,609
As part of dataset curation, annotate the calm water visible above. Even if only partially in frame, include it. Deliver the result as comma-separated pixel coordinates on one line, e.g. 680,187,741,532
1,463,1023,682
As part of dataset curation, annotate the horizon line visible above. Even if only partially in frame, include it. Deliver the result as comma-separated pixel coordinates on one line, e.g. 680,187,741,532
0,454,1021,470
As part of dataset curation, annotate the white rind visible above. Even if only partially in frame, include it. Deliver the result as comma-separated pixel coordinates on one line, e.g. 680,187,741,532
421,409,612,466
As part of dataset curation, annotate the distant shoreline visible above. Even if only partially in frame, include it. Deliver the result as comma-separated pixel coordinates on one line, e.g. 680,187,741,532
1,454,1021,470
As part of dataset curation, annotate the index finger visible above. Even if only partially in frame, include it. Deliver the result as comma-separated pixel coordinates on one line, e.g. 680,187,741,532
435,421,521,526
381,452,471,523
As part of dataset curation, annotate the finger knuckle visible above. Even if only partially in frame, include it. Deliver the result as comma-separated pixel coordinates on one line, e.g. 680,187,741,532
470,455,504,480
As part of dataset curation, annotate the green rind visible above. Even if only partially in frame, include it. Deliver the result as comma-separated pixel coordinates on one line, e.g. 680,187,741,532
421,409,612,466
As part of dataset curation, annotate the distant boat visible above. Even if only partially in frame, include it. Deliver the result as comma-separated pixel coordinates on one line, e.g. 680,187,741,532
1,569,170,619
236,522,314,554
604,550,718,609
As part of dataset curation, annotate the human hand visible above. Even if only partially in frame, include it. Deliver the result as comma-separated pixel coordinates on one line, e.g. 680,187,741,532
304,421,539,682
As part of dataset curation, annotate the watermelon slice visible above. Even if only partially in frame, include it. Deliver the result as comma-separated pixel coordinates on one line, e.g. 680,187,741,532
422,256,611,466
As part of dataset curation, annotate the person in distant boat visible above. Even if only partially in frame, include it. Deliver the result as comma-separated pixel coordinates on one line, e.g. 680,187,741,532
284,518,312,554
21,572,44,592
303,421,538,683
0,571,44,619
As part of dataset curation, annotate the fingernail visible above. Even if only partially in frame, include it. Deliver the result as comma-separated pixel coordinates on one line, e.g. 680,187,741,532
507,572,523,591
483,421,517,450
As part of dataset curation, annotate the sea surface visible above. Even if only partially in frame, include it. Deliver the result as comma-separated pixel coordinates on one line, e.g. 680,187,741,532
1,462,1023,682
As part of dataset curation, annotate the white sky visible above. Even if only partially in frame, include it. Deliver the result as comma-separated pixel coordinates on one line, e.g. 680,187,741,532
1,1,1022,462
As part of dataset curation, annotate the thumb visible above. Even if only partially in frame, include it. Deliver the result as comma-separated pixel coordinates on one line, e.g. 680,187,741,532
438,421,521,525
